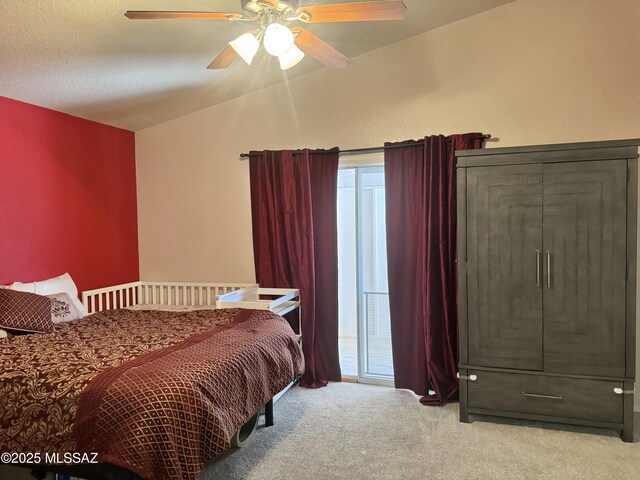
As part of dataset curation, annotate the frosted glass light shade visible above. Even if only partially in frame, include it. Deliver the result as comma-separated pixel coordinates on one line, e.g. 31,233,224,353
278,44,305,70
263,23,294,57
229,32,260,65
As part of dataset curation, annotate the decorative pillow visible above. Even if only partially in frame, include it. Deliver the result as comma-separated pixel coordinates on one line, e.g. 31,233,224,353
10,272,87,318
0,289,54,333
47,292,82,324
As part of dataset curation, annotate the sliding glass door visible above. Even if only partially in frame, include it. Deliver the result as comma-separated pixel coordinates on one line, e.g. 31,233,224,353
337,166,393,382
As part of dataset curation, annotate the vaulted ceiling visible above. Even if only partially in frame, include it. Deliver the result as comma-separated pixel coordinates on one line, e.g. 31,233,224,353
0,0,515,130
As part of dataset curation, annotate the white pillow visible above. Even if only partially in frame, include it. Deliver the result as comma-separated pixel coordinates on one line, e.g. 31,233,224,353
48,292,82,324
7,281,36,293
10,273,87,318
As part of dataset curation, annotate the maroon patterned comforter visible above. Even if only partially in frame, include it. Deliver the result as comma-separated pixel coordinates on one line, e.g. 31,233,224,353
0,308,304,479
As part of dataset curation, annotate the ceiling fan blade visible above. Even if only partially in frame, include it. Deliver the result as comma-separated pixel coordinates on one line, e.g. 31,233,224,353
292,28,351,69
125,11,242,20
207,46,239,69
296,1,406,23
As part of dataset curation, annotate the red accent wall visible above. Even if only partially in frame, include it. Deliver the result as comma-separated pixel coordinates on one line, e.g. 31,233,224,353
0,96,139,293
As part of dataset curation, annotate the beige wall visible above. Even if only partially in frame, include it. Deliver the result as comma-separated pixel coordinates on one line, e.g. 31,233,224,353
137,0,640,282
136,0,640,403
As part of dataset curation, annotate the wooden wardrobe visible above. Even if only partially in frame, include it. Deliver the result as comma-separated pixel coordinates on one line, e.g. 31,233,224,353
456,139,638,441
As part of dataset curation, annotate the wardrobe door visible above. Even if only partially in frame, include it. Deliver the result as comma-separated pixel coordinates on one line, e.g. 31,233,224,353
543,160,627,377
466,165,543,370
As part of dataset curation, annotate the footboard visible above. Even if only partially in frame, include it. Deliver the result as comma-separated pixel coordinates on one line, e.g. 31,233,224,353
82,281,255,314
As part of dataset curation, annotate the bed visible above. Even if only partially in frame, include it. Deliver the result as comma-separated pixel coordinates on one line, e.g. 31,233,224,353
0,281,304,480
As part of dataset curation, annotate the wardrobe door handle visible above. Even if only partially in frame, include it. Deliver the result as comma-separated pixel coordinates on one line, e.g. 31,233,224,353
535,250,541,287
546,250,552,288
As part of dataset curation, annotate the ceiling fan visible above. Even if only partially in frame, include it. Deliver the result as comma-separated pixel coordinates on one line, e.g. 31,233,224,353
125,1,407,71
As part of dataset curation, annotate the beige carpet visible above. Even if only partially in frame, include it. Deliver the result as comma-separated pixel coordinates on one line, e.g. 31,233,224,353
2,383,638,479
202,382,640,480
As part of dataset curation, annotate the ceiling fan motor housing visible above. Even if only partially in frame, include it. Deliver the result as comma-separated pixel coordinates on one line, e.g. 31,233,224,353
241,0,299,16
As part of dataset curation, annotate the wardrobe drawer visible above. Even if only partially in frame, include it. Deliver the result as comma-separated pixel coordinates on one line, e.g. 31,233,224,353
467,371,624,424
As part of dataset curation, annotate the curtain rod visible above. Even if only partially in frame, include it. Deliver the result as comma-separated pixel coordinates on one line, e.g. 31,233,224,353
239,134,491,158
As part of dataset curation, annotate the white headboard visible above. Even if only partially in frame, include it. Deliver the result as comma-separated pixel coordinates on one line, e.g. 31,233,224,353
82,281,256,314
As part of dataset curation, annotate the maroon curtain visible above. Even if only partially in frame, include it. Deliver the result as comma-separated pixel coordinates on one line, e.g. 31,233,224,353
384,134,484,405
249,148,341,388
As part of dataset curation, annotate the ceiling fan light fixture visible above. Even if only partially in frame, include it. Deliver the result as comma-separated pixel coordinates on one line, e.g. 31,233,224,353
263,23,295,57
125,0,408,72
278,44,305,70
229,32,260,65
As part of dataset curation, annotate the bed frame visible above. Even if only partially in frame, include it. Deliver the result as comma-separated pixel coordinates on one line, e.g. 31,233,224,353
82,281,302,342
82,281,255,314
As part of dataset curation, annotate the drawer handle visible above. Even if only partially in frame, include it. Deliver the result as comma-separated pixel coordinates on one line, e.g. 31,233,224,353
613,387,635,395
522,392,562,400
457,373,477,381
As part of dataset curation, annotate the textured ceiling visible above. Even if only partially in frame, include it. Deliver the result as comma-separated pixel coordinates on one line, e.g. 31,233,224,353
0,0,515,131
